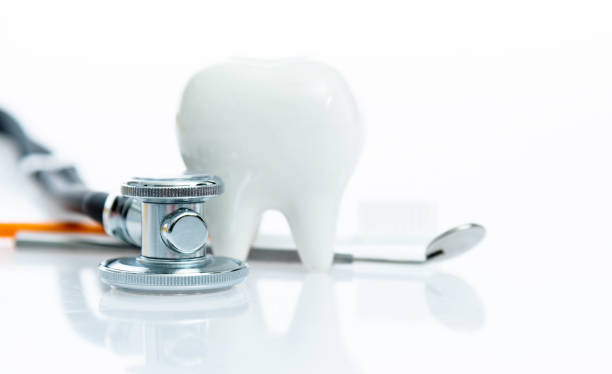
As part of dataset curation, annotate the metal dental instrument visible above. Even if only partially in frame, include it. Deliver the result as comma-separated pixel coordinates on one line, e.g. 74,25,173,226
13,222,485,266
247,223,486,265
13,223,485,267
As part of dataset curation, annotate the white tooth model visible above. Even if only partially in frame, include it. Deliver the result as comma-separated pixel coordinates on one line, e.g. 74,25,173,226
177,59,363,270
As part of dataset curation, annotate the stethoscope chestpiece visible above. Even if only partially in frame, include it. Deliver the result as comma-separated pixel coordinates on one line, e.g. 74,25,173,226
98,175,248,292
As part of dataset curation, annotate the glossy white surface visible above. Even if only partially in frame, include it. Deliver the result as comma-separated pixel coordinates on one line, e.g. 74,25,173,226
1,236,610,373
178,59,362,270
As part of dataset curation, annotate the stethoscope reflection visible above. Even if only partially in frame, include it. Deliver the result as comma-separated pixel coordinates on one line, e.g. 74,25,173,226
57,264,249,372
100,288,249,371
47,251,484,372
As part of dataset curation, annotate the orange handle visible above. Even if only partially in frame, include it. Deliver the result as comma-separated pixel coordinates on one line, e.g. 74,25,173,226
0,222,106,238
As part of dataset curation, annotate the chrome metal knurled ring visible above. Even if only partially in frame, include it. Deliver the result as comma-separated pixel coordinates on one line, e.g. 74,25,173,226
121,175,223,200
99,256,249,292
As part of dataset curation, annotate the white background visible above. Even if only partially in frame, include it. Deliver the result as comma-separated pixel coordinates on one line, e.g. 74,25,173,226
1,0,611,236
1,1,611,373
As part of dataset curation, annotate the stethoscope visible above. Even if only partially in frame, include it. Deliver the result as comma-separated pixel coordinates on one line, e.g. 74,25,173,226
1,109,486,293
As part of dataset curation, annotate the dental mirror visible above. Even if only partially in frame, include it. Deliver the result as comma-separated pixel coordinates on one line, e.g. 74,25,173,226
246,222,486,265
15,223,486,266
423,223,486,262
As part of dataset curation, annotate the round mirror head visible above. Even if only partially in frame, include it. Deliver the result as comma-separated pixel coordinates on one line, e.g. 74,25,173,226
425,223,486,262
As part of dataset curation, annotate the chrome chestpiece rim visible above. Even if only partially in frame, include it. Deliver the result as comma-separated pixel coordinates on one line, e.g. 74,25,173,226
99,175,248,292
99,256,249,292
121,175,224,202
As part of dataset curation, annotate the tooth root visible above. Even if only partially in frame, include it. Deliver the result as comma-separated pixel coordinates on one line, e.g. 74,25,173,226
285,197,340,271
207,188,261,261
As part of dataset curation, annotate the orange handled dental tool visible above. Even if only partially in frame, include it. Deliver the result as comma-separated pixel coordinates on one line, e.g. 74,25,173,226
0,222,106,238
